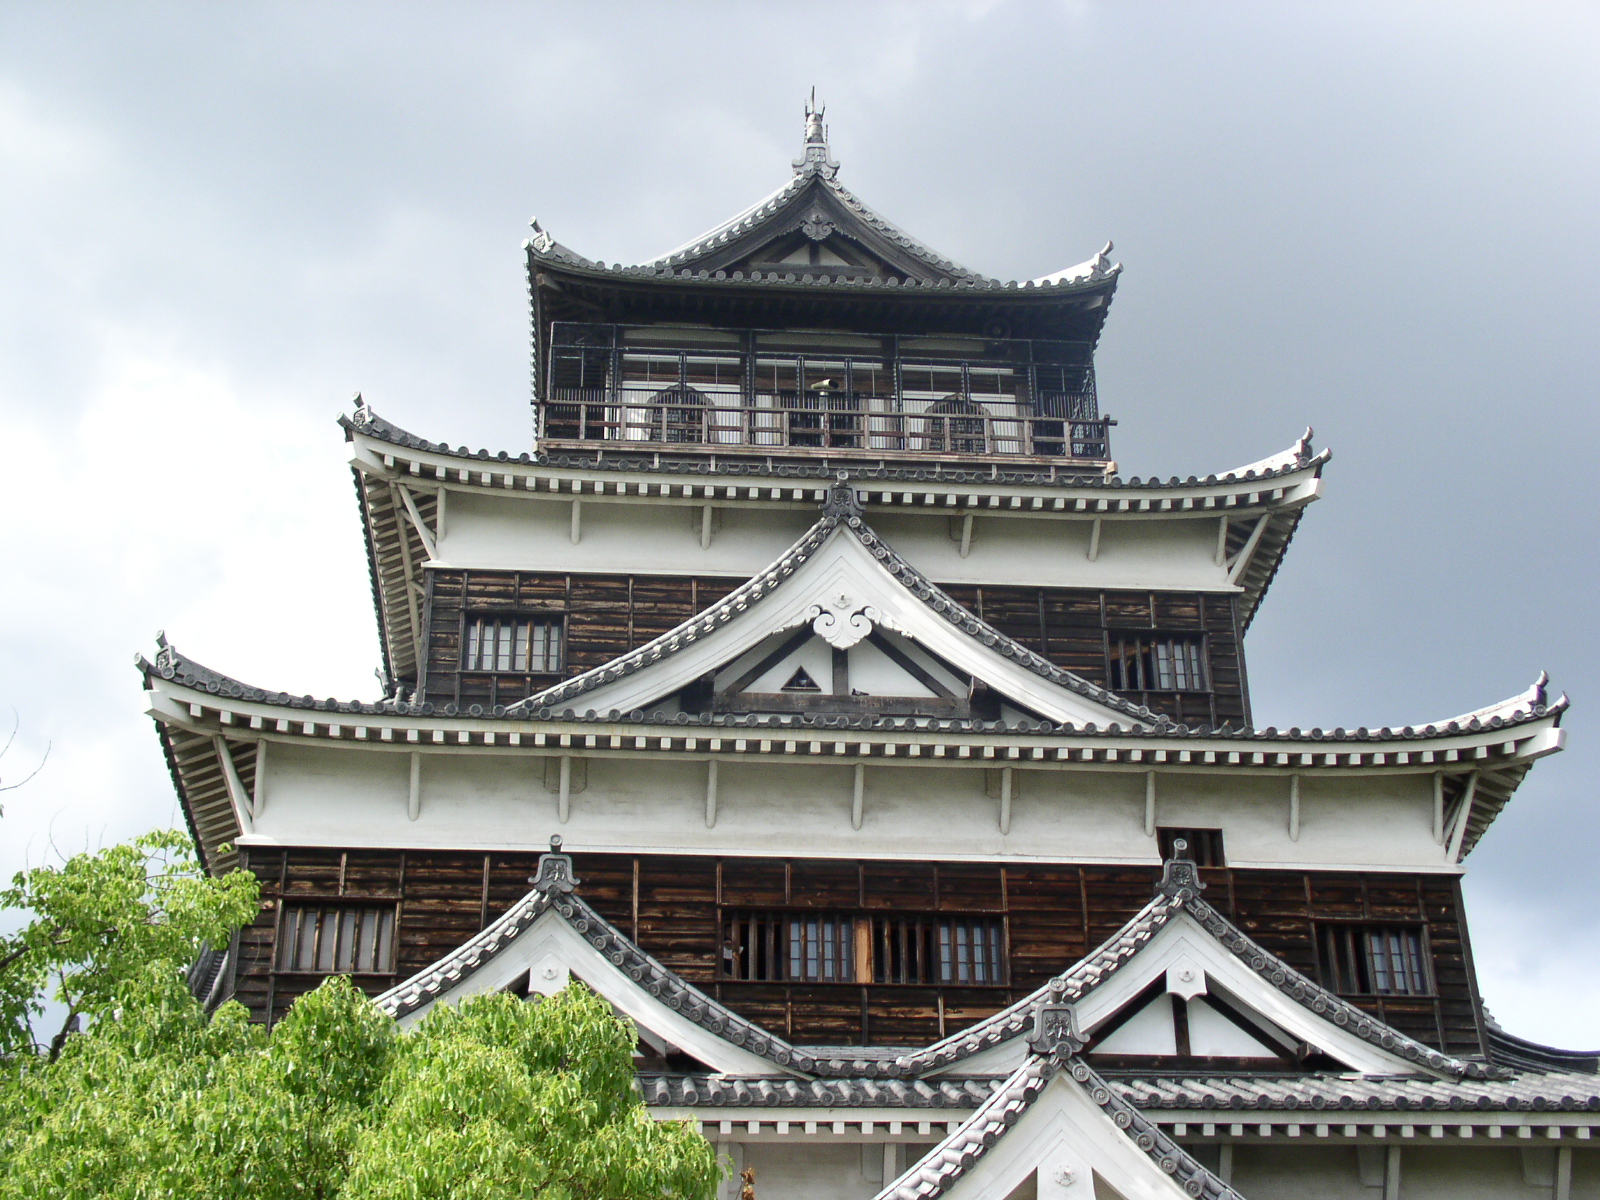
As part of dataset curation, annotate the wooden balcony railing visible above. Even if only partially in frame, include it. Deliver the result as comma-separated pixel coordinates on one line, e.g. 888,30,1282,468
537,388,1111,463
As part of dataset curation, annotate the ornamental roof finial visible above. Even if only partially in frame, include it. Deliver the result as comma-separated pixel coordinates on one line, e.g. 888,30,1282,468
794,88,839,179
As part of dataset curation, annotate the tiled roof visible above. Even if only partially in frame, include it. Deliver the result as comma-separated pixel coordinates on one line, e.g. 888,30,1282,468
1107,1070,1600,1113
879,1056,1242,1200
372,848,903,1078
638,1074,1001,1110
140,632,1564,747
344,408,1327,492
511,479,1156,725
898,856,1493,1080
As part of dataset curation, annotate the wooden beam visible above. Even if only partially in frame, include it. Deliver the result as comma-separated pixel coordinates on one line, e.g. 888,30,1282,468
558,755,572,824
395,484,439,560
1214,516,1229,567
570,499,582,545
705,758,719,829
1226,515,1270,585
1087,517,1102,562
1384,1145,1401,1200
851,763,865,831
252,738,267,817
386,484,425,670
721,627,813,696
866,630,957,699
408,752,421,822
1145,770,1157,838
1289,773,1301,842
1432,771,1445,844
212,735,253,832
999,765,1013,835
701,504,715,550
1446,771,1479,863
958,513,973,559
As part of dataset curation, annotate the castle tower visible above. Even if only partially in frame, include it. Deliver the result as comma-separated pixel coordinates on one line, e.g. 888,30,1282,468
148,106,1595,1199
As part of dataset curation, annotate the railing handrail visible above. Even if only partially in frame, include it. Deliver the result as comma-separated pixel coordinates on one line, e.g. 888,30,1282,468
537,387,1111,461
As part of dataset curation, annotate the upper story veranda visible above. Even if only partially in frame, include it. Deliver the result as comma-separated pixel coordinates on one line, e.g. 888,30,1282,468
528,100,1121,472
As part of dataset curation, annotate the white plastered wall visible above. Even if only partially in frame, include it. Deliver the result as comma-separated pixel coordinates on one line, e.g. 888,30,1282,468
428,491,1244,592
245,742,1452,872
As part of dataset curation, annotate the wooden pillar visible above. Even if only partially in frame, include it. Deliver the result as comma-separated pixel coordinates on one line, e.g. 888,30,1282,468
407,751,421,822
705,759,719,829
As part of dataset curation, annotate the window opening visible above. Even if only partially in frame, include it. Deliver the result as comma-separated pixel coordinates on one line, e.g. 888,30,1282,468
1157,828,1226,868
781,665,821,692
1107,633,1208,692
464,617,563,673
277,905,396,974
1318,925,1430,996
721,911,1005,985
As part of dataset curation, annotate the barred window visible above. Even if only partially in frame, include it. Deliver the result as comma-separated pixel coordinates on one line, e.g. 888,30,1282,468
1108,632,1208,692
464,617,563,673
721,911,1005,985
1318,925,1430,996
277,905,395,974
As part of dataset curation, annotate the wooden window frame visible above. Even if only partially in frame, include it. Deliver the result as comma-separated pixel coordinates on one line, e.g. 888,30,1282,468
461,612,565,675
1315,922,1434,999
1105,629,1211,694
274,901,400,977
719,907,1008,988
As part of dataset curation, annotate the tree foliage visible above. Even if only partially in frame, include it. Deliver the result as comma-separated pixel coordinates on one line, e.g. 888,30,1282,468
0,829,260,1058
0,832,720,1199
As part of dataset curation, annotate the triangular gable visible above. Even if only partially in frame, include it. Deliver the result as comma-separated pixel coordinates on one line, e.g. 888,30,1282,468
374,844,807,1076
905,855,1484,1081
644,152,980,285
878,1047,1240,1200
517,482,1151,729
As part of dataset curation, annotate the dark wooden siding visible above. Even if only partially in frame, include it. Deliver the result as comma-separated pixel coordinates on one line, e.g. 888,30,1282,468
231,850,1477,1055
421,570,1250,724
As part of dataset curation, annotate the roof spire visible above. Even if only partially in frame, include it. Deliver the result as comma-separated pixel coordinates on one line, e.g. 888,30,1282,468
794,88,839,179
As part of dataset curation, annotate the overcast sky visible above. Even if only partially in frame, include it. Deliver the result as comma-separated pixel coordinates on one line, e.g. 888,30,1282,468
2,2,1597,1044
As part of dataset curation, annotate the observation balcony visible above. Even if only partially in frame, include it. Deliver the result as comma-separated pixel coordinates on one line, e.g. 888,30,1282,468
537,321,1114,471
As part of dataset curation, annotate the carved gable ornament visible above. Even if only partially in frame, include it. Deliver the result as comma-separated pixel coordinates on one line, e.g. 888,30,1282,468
808,591,883,649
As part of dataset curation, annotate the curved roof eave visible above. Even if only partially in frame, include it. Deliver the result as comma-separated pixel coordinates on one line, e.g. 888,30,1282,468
141,631,1565,750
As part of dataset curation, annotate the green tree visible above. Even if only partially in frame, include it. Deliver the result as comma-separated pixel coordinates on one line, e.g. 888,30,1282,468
0,831,720,1200
0,829,260,1058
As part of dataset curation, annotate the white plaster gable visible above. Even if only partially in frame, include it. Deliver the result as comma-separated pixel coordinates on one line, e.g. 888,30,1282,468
936,911,1430,1079
538,520,1144,728
384,903,784,1076
880,1064,1223,1200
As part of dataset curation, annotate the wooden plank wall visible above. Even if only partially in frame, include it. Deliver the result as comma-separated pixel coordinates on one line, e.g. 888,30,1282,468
422,570,1250,725
230,850,1478,1056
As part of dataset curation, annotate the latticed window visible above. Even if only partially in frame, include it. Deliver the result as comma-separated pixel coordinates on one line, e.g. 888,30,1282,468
721,911,1005,985
277,905,396,974
464,617,562,673
1318,925,1430,996
1107,632,1208,692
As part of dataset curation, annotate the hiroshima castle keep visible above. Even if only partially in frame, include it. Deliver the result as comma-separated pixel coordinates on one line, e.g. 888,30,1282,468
148,104,1600,1199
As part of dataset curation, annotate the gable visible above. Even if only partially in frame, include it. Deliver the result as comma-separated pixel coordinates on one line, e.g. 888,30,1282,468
528,516,1145,729
934,907,1437,1080
655,174,965,284
880,1062,1232,1200
712,624,977,717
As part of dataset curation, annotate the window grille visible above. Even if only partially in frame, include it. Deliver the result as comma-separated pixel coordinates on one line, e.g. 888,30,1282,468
721,911,1005,985
464,617,563,673
1318,925,1430,997
1157,828,1227,868
277,905,396,974
1107,633,1208,692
